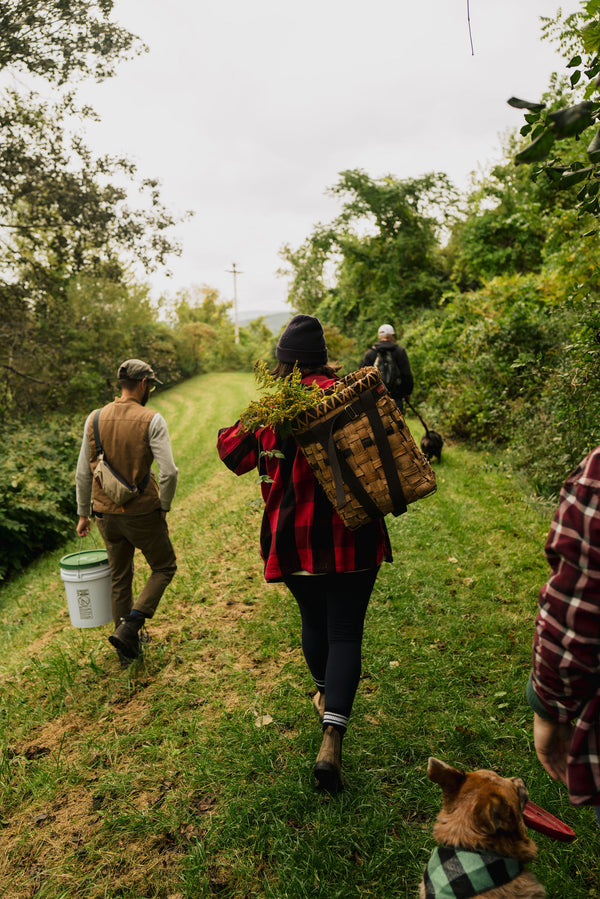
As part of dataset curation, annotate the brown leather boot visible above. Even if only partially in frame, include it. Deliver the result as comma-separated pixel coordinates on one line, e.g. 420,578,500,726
313,725,343,793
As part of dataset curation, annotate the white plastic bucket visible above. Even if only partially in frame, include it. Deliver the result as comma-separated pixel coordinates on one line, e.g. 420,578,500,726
60,549,112,628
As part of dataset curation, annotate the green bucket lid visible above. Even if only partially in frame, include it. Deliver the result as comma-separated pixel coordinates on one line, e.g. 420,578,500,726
60,549,109,570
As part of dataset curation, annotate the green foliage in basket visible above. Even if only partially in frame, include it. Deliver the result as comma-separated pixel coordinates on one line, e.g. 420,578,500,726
239,361,332,434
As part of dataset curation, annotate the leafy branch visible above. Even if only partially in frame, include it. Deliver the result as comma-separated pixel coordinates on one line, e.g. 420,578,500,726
239,361,333,435
509,1,600,223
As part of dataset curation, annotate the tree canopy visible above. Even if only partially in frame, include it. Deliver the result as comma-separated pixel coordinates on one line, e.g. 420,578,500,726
279,169,457,345
510,0,600,222
0,0,187,419
0,0,144,83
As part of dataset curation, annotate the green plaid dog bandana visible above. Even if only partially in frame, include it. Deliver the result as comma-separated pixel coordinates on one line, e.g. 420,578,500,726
424,846,523,898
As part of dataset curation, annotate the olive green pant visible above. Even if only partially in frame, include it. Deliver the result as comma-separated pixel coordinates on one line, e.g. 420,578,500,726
95,510,177,626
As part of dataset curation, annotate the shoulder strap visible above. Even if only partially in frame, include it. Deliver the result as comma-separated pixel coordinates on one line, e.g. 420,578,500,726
92,408,151,493
92,410,103,456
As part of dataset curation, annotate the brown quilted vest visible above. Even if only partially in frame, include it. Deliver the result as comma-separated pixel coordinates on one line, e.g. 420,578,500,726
87,396,160,514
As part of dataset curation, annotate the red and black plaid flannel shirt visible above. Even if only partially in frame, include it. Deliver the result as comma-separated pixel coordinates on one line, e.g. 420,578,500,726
217,374,392,582
530,446,600,805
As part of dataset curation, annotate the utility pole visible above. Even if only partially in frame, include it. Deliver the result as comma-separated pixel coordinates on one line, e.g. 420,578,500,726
226,262,242,344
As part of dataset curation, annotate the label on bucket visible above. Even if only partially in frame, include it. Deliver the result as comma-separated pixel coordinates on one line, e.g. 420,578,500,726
60,549,109,571
76,588,94,620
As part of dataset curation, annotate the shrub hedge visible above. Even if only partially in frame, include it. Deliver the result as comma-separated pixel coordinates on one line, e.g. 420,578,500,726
0,416,81,581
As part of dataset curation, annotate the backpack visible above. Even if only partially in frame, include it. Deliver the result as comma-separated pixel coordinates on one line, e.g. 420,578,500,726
373,346,401,393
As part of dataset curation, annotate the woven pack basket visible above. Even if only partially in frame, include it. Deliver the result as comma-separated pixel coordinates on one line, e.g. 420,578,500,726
291,366,437,530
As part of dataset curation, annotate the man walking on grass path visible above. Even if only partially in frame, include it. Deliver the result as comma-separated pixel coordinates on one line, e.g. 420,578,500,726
75,359,178,667
361,323,414,412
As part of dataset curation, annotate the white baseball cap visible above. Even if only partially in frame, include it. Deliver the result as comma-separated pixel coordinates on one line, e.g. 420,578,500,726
378,324,395,337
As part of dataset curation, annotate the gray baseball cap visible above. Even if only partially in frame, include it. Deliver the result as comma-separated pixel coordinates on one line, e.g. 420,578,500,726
117,358,163,385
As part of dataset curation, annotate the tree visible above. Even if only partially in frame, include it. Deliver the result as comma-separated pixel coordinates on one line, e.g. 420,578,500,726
279,169,456,342
0,0,144,84
0,2,186,420
0,91,183,417
446,129,585,290
510,1,600,220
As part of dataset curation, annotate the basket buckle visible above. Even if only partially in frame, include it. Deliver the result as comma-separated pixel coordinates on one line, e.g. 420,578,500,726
344,404,358,421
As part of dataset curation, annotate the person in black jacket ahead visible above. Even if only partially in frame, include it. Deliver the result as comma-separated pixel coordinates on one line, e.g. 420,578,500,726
361,323,414,410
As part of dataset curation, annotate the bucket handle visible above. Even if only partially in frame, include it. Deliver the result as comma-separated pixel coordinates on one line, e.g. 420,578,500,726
77,529,100,573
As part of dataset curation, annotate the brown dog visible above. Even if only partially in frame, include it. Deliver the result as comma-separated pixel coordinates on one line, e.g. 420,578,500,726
419,758,545,898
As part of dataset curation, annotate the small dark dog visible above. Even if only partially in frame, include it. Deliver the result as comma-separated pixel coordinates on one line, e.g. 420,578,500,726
420,757,545,898
405,401,444,462
420,429,443,463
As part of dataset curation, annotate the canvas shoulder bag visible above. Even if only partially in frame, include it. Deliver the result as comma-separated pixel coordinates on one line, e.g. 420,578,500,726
92,410,150,506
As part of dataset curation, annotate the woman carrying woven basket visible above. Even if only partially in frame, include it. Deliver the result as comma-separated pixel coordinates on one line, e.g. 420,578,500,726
217,314,392,793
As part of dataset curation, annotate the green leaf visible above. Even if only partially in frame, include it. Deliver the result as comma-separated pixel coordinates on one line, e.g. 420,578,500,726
578,184,589,201
587,128,600,163
507,96,545,111
557,166,594,189
582,20,600,55
548,102,596,139
520,124,532,137
568,55,582,68
571,70,582,87
515,129,556,165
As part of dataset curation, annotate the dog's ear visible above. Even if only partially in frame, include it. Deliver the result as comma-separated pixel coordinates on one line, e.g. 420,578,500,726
427,758,466,795
511,777,529,811
474,791,519,835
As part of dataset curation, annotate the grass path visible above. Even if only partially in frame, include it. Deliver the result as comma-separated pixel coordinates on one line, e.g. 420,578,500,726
0,372,598,898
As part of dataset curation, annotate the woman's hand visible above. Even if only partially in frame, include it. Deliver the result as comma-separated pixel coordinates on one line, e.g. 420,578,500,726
533,712,572,784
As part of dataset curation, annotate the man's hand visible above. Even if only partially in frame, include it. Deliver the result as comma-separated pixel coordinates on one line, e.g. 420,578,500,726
77,516,91,537
533,712,572,784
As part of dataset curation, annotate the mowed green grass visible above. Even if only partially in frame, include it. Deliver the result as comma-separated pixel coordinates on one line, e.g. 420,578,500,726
0,371,597,898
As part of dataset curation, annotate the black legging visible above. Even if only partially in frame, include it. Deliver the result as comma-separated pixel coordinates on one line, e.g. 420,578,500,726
284,568,379,731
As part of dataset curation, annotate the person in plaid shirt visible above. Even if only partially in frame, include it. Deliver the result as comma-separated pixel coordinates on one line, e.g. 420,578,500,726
526,446,600,826
217,315,392,793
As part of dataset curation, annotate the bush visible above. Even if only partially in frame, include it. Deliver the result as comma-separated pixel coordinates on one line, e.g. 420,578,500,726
0,416,80,581
402,273,599,495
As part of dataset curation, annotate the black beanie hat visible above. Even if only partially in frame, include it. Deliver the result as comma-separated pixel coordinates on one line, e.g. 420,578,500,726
276,314,328,365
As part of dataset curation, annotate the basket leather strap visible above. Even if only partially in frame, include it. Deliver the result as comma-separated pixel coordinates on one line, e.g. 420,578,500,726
359,389,407,516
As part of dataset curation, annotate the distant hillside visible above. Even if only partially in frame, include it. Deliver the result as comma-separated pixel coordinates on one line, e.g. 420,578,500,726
237,310,291,334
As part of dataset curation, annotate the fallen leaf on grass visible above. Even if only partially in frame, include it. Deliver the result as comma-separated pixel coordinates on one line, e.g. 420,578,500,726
179,823,201,841
190,794,216,814
254,714,273,727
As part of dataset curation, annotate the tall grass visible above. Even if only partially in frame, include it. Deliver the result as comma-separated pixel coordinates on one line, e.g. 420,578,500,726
0,372,597,898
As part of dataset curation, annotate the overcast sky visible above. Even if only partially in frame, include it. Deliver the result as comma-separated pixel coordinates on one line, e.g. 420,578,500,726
76,0,580,318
